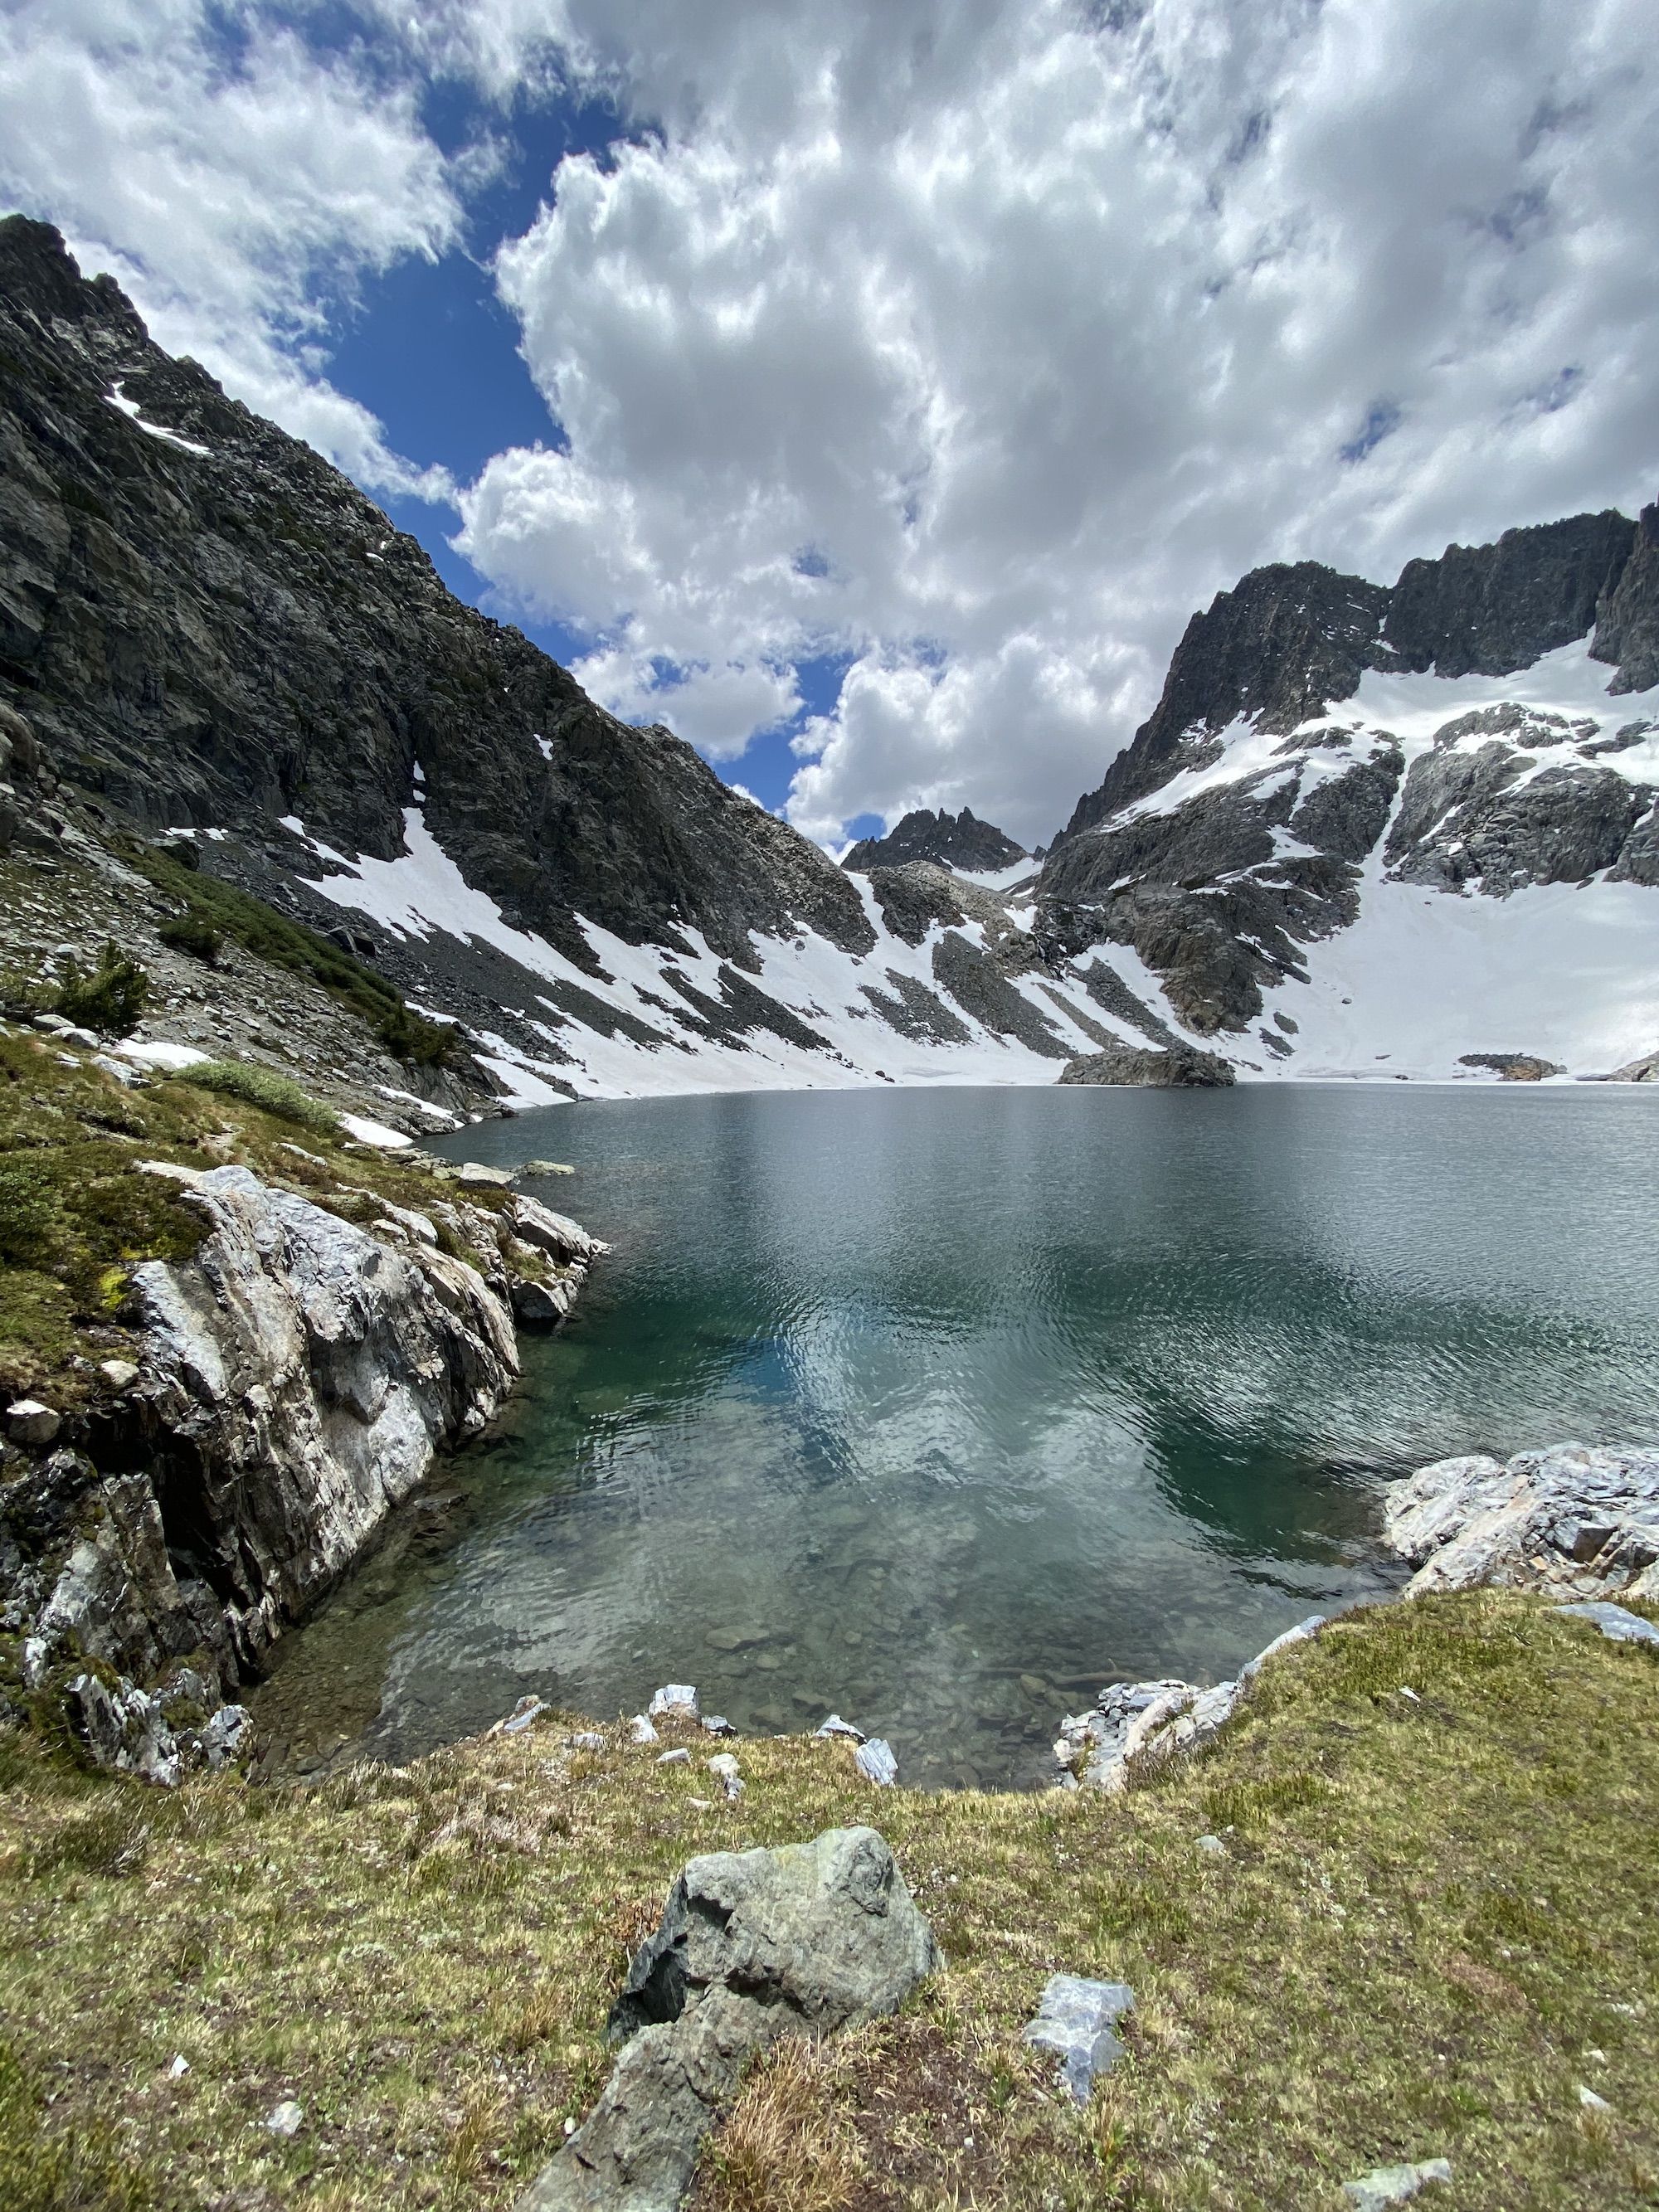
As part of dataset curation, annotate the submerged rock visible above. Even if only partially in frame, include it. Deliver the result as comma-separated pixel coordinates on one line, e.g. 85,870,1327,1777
1058,1042,1234,1087
1383,1443,1659,1599
517,1828,936,2212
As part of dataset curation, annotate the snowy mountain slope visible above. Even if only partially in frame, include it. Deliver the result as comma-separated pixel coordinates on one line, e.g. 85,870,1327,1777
1039,518,1659,1082
284,804,1204,1101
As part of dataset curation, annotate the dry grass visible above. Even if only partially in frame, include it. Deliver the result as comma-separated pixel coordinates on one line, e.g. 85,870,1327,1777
0,1592,1656,2209
697,2035,867,2212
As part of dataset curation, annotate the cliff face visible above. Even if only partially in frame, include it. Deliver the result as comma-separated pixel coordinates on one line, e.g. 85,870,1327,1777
1039,507,1659,1057
0,216,871,982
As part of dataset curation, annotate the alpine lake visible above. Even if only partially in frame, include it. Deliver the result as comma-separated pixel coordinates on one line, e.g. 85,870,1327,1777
252,1082,1659,1790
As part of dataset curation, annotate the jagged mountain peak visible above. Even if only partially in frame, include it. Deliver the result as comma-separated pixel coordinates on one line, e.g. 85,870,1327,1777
842,805,1028,875
1057,508,1653,845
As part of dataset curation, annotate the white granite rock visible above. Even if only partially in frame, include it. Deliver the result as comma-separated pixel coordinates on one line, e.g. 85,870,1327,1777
1383,1443,1659,1598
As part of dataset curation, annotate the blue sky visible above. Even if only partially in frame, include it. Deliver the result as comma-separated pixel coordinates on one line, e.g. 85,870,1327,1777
0,0,1653,850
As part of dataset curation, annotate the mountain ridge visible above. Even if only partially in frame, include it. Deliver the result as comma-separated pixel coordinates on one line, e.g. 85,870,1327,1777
3,214,1657,1093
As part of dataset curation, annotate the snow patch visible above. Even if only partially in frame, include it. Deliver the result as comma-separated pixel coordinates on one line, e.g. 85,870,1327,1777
337,1112,412,1149
105,383,212,457
114,1039,213,1071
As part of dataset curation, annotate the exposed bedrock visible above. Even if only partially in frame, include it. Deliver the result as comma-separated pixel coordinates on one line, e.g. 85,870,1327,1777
1384,746,1649,892
1381,1443,1659,1601
3,1164,601,1775
1038,744,1396,1033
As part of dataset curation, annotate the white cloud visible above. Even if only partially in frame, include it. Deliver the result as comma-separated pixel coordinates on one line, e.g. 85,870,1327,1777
4,1,1656,842
0,0,463,499
445,0,1659,844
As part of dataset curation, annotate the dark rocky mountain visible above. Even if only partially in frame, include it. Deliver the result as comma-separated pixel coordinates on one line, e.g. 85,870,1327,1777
1038,507,1659,1056
842,806,1027,874
0,219,868,975
1057,513,1647,843
0,220,1141,1095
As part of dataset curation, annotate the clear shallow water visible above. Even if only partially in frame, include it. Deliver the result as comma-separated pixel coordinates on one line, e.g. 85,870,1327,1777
253,1085,1659,1789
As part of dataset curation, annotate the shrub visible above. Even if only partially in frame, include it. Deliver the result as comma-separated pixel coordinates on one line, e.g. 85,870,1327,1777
0,1156,63,1266
174,1060,338,1133
157,911,223,963
375,1003,459,1067
53,944,149,1037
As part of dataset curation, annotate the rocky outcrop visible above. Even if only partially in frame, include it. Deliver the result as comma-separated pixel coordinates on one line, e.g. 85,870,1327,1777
1381,1443,1659,1600
518,1827,937,2212
843,807,1027,874
1039,506,1659,1047
1053,1616,1326,1791
0,1159,603,1772
1457,1053,1564,1082
1058,1041,1234,1087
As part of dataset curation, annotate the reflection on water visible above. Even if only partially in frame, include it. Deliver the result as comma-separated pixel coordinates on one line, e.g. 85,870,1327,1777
253,1085,1659,1788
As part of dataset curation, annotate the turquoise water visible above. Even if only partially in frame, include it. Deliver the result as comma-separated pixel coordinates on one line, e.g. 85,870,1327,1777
253,1084,1659,1788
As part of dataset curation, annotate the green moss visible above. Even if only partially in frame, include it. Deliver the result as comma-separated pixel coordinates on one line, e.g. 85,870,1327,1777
115,839,458,1066
173,1059,338,1133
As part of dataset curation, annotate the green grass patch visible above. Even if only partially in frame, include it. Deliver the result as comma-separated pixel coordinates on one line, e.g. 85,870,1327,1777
173,1059,338,1133
114,839,458,1067
0,1033,495,1402
0,1592,1653,2209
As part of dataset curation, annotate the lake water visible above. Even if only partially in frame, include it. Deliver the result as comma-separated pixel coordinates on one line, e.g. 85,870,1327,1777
252,1084,1659,1789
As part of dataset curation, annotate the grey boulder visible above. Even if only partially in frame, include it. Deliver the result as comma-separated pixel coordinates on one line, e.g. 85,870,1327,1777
1382,1443,1659,1599
516,1826,936,2212
1551,1599,1659,1646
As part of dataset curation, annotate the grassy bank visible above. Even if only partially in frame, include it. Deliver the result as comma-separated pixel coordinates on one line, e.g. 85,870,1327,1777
0,1030,512,1407
0,1590,1653,2210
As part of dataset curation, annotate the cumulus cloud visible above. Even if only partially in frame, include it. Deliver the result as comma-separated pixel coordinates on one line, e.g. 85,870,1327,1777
5,0,1655,843
445,0,1659,844
0,0,463,500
